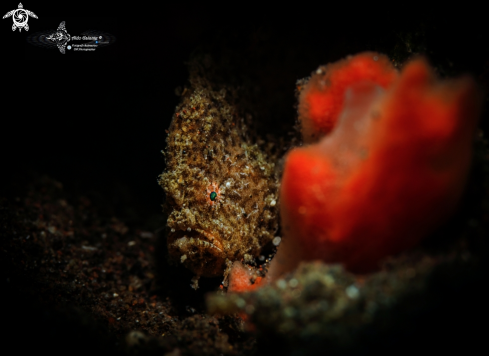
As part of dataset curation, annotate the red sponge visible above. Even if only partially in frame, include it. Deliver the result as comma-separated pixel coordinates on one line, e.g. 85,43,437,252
227,261,263,293
298,52,398,143
269,55,481,280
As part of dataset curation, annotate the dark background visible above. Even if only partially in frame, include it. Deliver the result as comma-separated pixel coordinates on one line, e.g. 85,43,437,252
2,3,488,228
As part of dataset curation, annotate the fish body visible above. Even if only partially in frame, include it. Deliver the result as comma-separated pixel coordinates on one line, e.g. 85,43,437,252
159,74,279,281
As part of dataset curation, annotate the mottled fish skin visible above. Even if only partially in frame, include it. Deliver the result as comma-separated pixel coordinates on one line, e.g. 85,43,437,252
159,73,280,279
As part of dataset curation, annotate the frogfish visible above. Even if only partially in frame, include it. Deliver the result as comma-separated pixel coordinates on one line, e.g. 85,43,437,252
159,69,280,288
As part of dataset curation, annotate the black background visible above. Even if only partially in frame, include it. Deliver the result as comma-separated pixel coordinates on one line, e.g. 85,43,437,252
2,3,488,226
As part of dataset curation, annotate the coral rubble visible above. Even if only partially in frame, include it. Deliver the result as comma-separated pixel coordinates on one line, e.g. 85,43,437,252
158,67,280,284
208,243,488,355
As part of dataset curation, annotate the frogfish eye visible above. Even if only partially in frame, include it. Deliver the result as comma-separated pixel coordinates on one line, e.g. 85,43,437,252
210,191,217,201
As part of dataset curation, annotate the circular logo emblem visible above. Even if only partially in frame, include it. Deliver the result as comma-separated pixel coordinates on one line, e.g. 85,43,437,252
12,9,27,27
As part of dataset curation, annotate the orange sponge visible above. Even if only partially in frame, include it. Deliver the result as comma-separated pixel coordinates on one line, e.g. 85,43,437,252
227,261,263,293
269,55,481,281
298,52,398,143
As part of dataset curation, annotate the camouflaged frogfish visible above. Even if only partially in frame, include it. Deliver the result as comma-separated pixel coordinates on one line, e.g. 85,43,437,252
158,72,280,288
